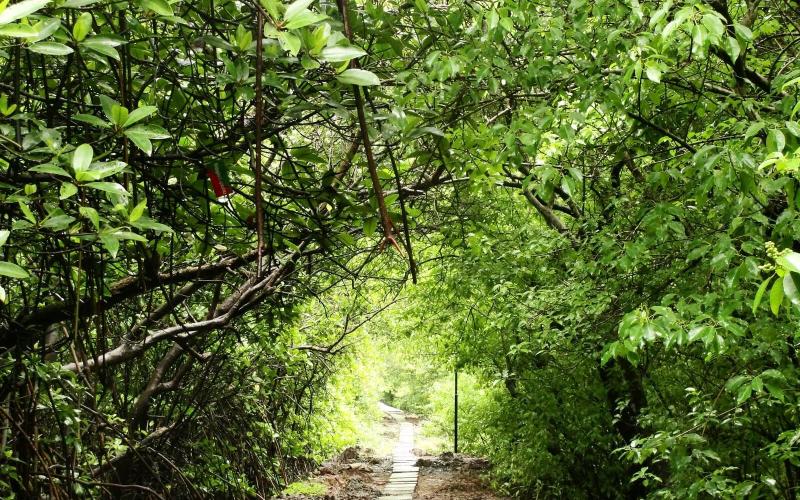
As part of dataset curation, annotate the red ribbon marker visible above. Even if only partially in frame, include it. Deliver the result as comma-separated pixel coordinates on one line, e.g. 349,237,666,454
206,167,233,202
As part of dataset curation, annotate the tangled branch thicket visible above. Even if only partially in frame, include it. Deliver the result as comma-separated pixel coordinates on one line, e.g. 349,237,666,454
0,0,451,496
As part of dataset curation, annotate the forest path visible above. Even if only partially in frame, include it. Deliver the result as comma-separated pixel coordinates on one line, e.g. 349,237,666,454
378,403,418,500
276,402,506,499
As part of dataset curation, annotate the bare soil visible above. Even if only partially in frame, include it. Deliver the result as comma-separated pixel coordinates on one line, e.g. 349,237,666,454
414,452,510,500
274,444,391,500
274,413,507,500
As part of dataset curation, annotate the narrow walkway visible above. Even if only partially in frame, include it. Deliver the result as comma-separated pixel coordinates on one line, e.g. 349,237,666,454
379,405,418,500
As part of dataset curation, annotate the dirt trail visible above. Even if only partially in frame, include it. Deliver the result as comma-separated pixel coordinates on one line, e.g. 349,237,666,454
413,452,508,500
274,403,506,500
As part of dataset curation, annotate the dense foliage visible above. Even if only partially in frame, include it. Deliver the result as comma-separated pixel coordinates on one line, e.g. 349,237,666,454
372,0,800,497
1,0,799,497
0,0,428,495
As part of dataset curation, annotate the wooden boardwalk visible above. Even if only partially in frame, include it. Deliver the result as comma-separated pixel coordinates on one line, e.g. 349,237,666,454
379,405,418,500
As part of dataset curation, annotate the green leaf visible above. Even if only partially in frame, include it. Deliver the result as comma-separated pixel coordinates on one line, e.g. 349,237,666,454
487,9,498,30
0,95,16,116
125,133,152,155
736,383,752,404
28,17,59,42
18,202,35,223
662,18,682,39
300,56,320,69
753,275,773,314
600,343,617,366
764,382,785,401
59,182,78,199
751,376,763,393
335,232,354,246
0,230,8,247
85,181,128,197
725,374,748,393
0,22,38,36
701,14,725,39
320,45,366,63
29,163,70,177
688,325,712,343
111,104,128,127
80,35,122,47
72,11,91,41
234,23,252,51
767,129,785,153
336,68,380,86
81,36,122,60
745,121,764,141
41,214,75,230
783,273,800,310
72,143,93,172
734,23,753,42
0,261,29,278
308,22,329,53
277,31,300,55
28,41,73,55
418,126,444,137
141,0,173,16
74,160,126,182
777,252,800,273
644,60,661,83
649,0,672,28
259,0,281,20
686,244,710,262
363,217,377,237
123,105,157,128
129,199,146,222
784,76,800,93
131,216,173,232
99,95,120,123
725,36,740,62
0,0,49,26
770,277,785,315
129,124,169,139
691,24,706,51
111,230,147,241
79,206,99,228
284,9,326,30
124,125,169,155
283,0,312,22
61,0,98,6
73,113,110,128
99,234,119,257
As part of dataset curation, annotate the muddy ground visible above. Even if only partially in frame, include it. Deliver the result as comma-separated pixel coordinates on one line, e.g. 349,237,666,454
277,445,390,500
414,452,508,500
274,413,508,500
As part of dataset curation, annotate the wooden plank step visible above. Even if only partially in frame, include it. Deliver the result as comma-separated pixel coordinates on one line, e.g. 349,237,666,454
380,418,419,499
384,487,415,494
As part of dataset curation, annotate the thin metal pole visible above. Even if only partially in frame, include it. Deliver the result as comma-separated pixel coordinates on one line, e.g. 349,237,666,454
454,367,458,454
